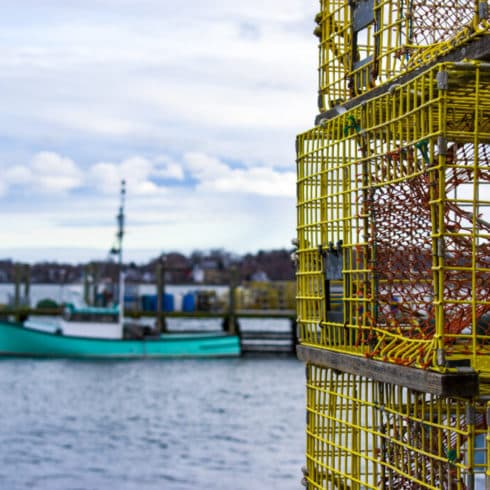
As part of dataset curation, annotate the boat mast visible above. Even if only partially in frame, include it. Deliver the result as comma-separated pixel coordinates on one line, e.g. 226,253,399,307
116,179,126,269
114,180,126,324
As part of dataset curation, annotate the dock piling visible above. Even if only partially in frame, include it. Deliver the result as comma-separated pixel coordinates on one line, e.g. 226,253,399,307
156,257,167,333
223,267,239,335
13,264,30,308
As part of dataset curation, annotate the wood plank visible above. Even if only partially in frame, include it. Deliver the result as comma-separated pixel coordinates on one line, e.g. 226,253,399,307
240,331,293,340
0,307,296,319
297,345,479,397
242,345,295,353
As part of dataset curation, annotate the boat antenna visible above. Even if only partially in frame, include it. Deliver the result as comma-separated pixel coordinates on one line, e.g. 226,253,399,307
116,179,126,269
110,180,126,265
109,180,126,324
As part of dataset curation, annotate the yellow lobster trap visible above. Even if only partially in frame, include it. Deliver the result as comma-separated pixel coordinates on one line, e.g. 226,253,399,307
314,0,490,111
296,61,490,373
302,363,489,490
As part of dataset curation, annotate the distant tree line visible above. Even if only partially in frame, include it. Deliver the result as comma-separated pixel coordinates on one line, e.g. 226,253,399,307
0,248,295,285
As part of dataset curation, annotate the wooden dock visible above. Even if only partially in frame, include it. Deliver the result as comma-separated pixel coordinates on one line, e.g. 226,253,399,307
240,329,297,355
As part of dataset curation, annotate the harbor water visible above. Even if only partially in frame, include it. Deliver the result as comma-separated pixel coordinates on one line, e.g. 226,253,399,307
0,357,305,490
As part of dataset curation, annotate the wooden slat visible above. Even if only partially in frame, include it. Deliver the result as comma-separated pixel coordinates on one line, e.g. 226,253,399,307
297,345,479,397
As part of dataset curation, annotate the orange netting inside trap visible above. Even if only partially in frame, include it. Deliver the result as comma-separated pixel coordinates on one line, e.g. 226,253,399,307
409,1,475,46
355,143,490,342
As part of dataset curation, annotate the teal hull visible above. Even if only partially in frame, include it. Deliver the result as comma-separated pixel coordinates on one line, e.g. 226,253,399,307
0,321,241,359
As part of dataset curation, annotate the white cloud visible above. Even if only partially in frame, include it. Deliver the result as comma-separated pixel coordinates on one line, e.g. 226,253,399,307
201,167,296,197
159,162,184,180
0,151,83,195
88,155,184,196
120,156,154,183
4,165,32,185
89,159,158,196
184,152,295,197
0,151,185,198
184,152,230,181
30,151,83,192
89,162,120,194
153,156,185,181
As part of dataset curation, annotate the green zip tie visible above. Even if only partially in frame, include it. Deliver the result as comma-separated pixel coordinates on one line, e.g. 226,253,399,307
344,115,361,136
415,138,430,165
446,447,458,464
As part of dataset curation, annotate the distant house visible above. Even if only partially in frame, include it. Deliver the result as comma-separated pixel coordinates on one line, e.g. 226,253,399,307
141,271,154,283
192,266,205,283
250,270,269,282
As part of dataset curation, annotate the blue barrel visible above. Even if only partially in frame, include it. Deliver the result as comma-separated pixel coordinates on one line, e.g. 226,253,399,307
163,293,174,312
182,292,196,312
141,294,173,312
141,294,157,311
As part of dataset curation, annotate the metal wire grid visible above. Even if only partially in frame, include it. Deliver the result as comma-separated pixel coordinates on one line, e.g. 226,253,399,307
315,0,489,111
304,364,488,489
296,62,490,372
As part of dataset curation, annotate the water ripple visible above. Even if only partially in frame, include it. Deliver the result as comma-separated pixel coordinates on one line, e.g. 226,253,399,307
0,358,305,490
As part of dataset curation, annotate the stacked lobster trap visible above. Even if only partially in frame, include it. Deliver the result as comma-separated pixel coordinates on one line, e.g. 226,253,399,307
304,365,489,489
315,0,489,111
296,1,490,488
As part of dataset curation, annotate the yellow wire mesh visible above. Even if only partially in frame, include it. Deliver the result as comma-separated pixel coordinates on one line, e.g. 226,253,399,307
315,0,490,110
305,363,489,489
296,61,490,372
299,5,490,488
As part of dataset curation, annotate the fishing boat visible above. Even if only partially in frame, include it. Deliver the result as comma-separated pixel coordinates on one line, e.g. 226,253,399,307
0,181,241,359
0,319,241,359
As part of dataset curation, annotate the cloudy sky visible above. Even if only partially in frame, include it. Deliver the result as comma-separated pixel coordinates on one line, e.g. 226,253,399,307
0,1,318,263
